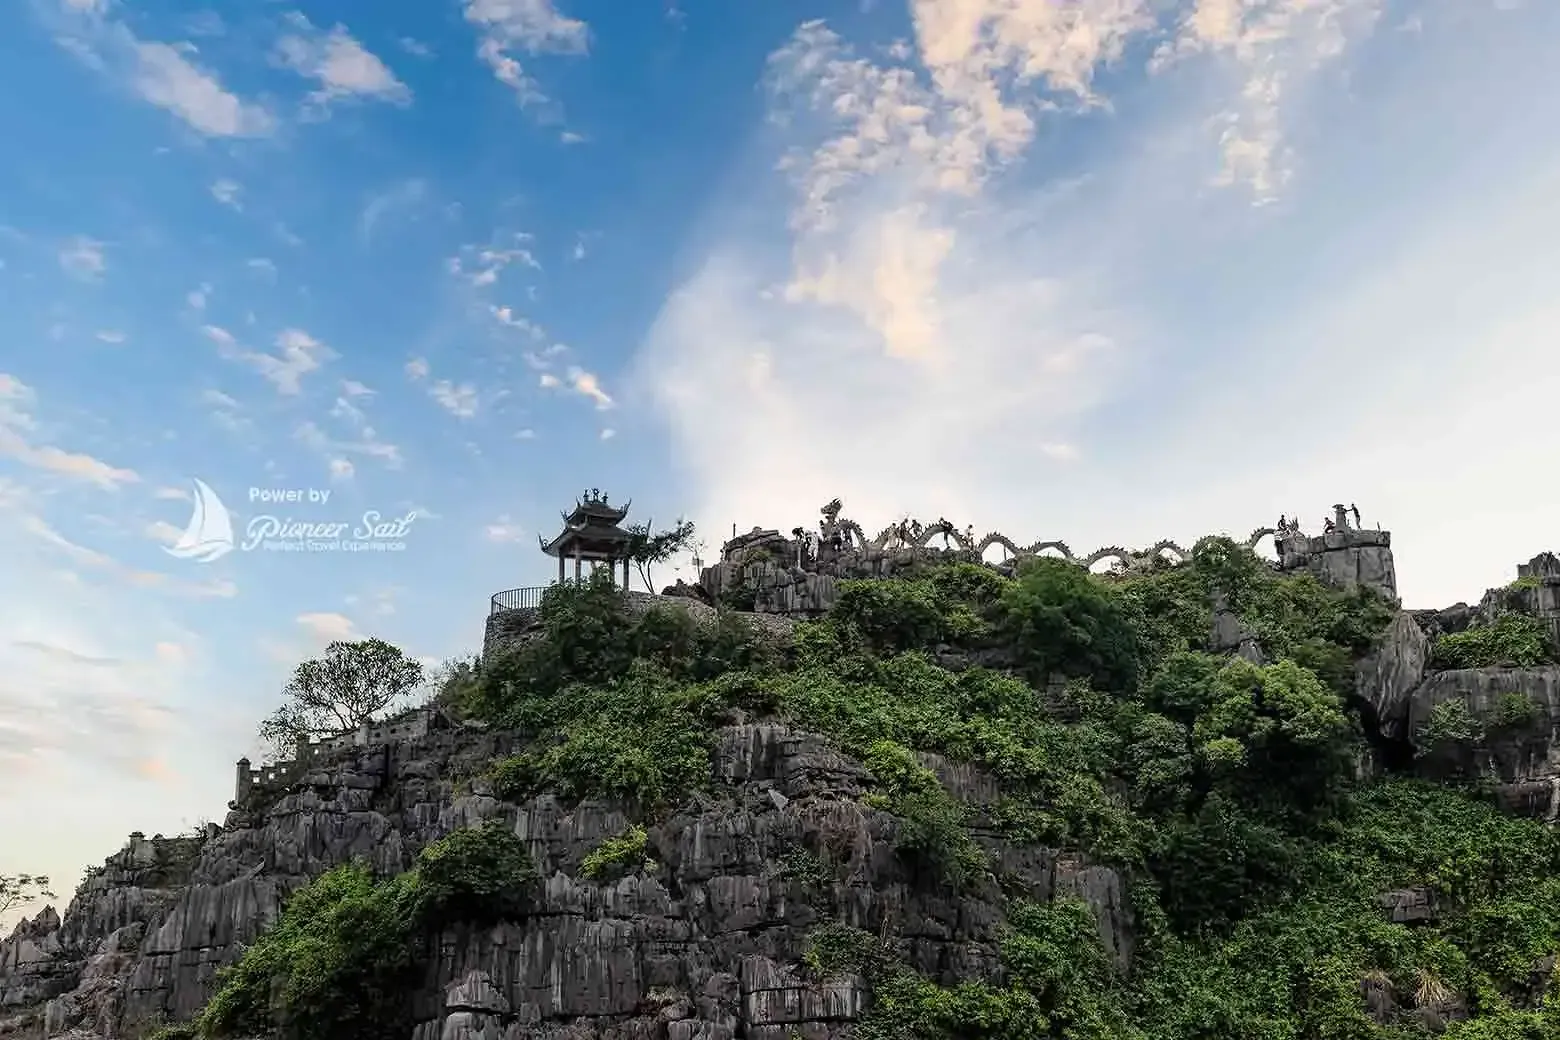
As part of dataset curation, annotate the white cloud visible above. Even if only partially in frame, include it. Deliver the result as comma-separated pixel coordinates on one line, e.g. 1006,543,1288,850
1150,0,1385,202
94,329,126,344
429,380,479,418
463,0,588,108
0,375,138,489
296,612,358,642
274,14,410,110
209,327,335,395
210,178,241,209
58,237,106,280
490,305,546,338
245,257,276,278
565,366,612,409
132,41,275,136
537,367,611,409
295,420,403,470
450,236,541,288
484,515,526,542
599,428,615,440
404,357,430,381
186,283,210,310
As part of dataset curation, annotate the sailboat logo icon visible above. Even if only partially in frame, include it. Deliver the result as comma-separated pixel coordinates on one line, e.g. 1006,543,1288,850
163,479,236,563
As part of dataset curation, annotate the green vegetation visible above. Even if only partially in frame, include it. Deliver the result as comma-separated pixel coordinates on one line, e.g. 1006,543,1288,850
195,539,1560,1037
1432,613,1554,669
579,824,652,881
198,821,534,1040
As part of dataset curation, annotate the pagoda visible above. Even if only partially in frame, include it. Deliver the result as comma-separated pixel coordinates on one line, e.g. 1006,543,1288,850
539,489,635,586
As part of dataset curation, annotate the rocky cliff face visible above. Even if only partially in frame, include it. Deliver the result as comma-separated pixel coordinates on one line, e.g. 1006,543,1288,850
1356,610,1560,818
1278,527,1398,602
0,718,1130,1040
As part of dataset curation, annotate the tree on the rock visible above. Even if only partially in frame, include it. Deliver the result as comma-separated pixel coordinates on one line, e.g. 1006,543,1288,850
0,873,55,919
624,518,697,592
258,638,424,756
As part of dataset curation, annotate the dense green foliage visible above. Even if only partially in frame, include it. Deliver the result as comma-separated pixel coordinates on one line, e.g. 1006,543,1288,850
198,821,535,1040
1432,613,1554,669
202,541,1560,1038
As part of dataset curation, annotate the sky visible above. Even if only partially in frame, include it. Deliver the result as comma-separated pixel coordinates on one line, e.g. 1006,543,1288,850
1,0,1557,925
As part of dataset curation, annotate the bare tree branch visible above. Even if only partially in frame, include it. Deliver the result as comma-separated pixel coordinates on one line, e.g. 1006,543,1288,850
0,873,55,923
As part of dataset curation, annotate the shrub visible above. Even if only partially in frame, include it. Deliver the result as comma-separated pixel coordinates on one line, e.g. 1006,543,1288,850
413,820,535,923
1433,613,1553,669
999,558,1141,691
198,864,418,1040
200,823,535,1040
579,825,651,881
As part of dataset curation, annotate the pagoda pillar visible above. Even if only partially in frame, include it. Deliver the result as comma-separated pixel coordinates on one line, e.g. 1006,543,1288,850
622,556,630,589
557,553,565,583
574,552,582,581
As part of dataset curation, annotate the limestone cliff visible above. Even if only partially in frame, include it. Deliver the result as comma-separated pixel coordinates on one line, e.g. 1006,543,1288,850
7,511,1559,1040
0,719,1130,1040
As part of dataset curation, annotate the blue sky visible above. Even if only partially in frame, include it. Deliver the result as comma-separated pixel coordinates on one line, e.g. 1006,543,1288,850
2,0,1558,920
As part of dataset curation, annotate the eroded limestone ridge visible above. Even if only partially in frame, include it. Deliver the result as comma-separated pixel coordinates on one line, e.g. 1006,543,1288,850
0,720,1133,1040
6,500,1558,1040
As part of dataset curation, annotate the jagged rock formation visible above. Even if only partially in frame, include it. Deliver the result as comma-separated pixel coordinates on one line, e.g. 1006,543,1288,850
0,721,1129,1040
8,499,1556,1040
1354,555,1560,816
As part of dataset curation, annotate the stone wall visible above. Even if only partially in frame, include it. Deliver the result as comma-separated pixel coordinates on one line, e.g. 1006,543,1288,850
233,707,440,804
480,590,797,661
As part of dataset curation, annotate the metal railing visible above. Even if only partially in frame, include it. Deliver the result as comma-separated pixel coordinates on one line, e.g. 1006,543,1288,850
489,586,549,614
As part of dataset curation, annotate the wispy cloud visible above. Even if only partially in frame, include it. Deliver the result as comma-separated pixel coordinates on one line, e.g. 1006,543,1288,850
448,235,542,287
539,365,613,409
296,420,403,470
429,381,479,418
45,0,277,136
359,178,427,242
206,326,335,395
462,0,588,109
210,178,241,209
484,515,525,542
0,374,138,489
58,236,106,280
274,13,411,112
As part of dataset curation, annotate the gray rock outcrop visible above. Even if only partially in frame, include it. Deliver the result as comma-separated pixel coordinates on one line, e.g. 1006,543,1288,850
0,720,1131,1040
